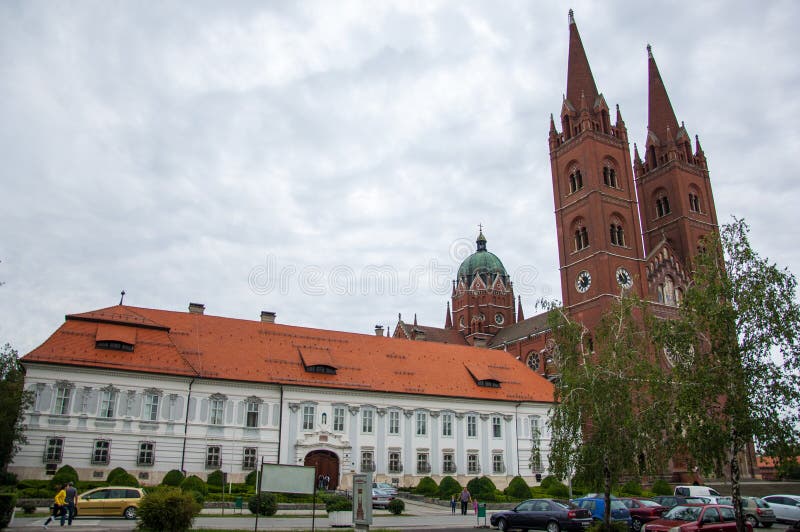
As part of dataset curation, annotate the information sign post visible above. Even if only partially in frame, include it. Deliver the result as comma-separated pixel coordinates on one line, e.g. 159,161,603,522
352,473,373,530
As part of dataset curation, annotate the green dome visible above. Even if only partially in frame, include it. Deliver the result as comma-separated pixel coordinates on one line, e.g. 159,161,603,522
457,231,508,279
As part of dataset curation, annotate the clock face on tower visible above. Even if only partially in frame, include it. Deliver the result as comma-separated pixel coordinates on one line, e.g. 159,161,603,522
575,270,592,293
615,267,633,289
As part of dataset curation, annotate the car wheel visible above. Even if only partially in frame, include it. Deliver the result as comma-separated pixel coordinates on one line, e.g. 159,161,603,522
547,521,561,532
632,518,644,532
745,515,758,528
123,506,137,520
497,517,509,531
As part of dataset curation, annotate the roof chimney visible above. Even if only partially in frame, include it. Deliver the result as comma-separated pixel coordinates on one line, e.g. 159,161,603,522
261,311,276,324
188,302,205,315
374,325,384,336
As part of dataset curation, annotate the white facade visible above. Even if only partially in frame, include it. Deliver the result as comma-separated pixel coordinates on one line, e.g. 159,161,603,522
14,363,551,489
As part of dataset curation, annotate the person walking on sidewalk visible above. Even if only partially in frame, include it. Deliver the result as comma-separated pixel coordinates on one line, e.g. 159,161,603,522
450,494,457,514
42,484,66,529
62,481,77,526
459,487,471,515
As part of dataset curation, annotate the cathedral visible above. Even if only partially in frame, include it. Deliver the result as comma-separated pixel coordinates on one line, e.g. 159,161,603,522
12,11,748,487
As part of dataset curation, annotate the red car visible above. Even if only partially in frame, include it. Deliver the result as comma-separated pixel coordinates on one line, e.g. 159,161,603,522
643,505,753,532
619,498,668,532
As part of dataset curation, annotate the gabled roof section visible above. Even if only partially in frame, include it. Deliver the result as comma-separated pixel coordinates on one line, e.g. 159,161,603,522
565,10,599,111
647,45,680,147
68,305,169,331
24,305,552,403
488,312,550,348
394,319,468,345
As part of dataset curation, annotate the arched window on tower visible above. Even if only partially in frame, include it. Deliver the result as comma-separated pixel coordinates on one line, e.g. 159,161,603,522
657,284,665,303
688,192,701,213
602,165,618,188
568,169,583,194
609,223,625,247
574,226,589,251
656,193,671,218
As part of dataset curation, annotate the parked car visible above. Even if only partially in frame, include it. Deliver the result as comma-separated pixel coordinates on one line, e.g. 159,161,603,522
75,486,146,519
652,495,711,509
619,497,668,532
572,496,632,527
761,495,800,524
372,482,398,496
371,487,394,508
675,486,723,499
642,504,753,532
489,498,593,532
716,497,776,528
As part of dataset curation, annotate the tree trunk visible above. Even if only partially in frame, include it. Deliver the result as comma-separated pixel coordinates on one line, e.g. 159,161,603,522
604,455,612,528
730,443,745,532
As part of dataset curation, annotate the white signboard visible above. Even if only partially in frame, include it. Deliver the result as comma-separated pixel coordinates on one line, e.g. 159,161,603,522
259,464,316,495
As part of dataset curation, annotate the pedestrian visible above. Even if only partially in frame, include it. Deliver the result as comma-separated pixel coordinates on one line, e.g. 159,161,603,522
323,474,330,490
459,487,471,515
42,483,66,529
473,497,479,515
63,481,77,526
450,494,457,514
318,474,324,489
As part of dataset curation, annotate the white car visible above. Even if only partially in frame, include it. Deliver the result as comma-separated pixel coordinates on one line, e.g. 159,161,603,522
372,482,398,496
371,488,395,508
761,495,800,523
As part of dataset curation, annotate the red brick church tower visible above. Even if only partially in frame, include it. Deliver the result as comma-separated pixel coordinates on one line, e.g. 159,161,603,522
548,10,648,330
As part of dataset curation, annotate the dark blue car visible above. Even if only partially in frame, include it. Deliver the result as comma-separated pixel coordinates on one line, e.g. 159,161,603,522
572,496,632,527
489,498,593,532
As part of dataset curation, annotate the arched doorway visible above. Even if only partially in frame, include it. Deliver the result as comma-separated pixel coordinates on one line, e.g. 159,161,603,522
304,450,340,491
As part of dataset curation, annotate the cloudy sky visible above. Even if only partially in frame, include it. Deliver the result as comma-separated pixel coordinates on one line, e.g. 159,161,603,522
2,1,798,354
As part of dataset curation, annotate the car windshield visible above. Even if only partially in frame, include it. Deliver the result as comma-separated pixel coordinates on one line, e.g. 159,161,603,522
638,499,663,508
755,499,770,509
610,500,627,510
664,506,702,521
717,497,733,505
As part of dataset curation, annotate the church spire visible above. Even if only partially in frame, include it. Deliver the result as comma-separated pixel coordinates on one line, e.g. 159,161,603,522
517,295,524,322
566,10,599,111
647,44,680,146
444,301,453,329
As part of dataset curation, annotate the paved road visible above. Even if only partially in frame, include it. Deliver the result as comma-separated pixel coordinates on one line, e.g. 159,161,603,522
8,497,488,530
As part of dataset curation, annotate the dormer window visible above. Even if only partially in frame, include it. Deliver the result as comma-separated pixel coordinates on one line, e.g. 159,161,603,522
476,379,500,388
95,340,134,352
298,347,338,374
305,365,336,374
95,324,137,352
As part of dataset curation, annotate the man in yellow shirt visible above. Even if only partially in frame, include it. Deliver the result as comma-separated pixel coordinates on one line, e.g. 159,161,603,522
42,484,65,529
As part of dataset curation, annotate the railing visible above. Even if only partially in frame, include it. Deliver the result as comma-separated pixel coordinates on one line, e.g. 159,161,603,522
442,465,457,474
417,463,431,474
388,464,403,473
361,462,376,472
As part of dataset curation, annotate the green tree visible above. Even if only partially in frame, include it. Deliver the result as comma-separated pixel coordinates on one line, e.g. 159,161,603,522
0,344,33,472
547,295,674,529
658,219,800,532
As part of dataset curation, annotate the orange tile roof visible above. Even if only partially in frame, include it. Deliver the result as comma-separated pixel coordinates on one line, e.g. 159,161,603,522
23,305,554,403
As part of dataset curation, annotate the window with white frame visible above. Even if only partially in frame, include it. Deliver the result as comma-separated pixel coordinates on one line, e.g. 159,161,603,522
99,389,117,418
302,405,315,430
467,415,477,437
467,452,480,474
493,453,505,474
443,452,456,473
388,451,402,473
54,386,71,415
246,401,259,427
333,406,345,432
92,440,110,464
441,413,453,437
143,393,159,421
137,442,155,465
210,398,224,425
361,408,374,433
388,410,400,435
243,447,257,470
416,411,427,436
417,452,430,474
44,437,64,463
206,446,222,468
361,450,374,472
492,416,502,438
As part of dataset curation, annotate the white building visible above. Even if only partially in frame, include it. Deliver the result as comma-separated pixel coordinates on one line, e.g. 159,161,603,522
13,303,553,489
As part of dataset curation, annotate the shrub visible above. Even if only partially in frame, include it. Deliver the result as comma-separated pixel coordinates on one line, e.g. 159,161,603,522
414,476,439,496
245,470,258,487
540,475,559,489
249,493,278,515
136,488,201,532
0,493,16,529
21,501,37,514
161,469,185,487
651,479,672,496
183,489,205,506
106,467,139,487
179,475,208,496
504,476,532,499
206,470,224,487
467,476,498,502
620,479,642,496
437,476,462,499
50,464,79,489
546,480,570,498
324,495,352,513
587,520,630,532
388,498,405,515
0,472,17,486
